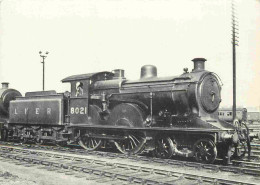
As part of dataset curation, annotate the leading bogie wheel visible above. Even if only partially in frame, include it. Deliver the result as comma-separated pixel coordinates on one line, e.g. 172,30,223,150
79,135,102,151
193,138,217,163
154,137,175,159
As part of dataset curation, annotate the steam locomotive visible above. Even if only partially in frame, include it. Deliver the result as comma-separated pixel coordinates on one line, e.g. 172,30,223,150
0,58,256,164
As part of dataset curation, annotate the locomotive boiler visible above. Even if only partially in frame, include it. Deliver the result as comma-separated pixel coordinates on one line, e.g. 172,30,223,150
3,58,253,164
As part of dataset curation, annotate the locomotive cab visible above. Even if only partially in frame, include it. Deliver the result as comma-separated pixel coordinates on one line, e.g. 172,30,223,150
61,72,115,124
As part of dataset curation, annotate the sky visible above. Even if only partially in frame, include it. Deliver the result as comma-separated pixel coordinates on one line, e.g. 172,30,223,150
0,0,259,109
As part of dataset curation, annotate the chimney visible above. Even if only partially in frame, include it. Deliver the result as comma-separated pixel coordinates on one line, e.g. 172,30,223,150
140,65,157,79
1,82,9,89
192,58,206,72
112,69,125,79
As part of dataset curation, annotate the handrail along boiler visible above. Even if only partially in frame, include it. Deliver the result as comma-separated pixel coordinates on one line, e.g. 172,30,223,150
1,58,255,164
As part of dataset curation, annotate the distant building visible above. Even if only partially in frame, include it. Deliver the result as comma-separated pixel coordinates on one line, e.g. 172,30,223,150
218,107,247,122
218,107,260,123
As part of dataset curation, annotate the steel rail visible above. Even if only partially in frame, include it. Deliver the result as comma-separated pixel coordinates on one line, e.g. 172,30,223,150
1,141,260,176
0,144,259,184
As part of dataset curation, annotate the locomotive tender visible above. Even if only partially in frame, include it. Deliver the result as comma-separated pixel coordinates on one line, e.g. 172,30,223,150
0,58,253,164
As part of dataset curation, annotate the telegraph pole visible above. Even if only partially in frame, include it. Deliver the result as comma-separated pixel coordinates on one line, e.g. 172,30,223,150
0,1,4,81
39,51,49,91
231,0,239,120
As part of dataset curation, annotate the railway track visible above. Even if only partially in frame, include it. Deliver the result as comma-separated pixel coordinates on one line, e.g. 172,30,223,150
22,143,260,174
2,141,260,176
0,142,260,172
251,150,260,157
0,142,259,184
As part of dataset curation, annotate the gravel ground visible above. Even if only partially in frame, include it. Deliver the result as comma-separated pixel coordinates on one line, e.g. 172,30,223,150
0,159,102,185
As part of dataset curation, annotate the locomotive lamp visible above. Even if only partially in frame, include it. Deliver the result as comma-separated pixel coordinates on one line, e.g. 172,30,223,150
39,51,49,91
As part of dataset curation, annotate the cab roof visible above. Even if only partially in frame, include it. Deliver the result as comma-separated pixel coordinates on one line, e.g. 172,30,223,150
61,71,114,83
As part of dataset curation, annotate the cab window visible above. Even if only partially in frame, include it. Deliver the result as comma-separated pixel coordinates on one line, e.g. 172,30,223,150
76,82,84,97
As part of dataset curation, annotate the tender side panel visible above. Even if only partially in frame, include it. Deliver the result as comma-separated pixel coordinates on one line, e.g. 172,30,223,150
9,95,64,125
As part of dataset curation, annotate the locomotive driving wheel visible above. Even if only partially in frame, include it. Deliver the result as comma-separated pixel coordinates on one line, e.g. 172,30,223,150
193,139,217,163
154,137,175,159
78,105,104,151
114,131,146,155
109,103,147,155
79,135,102,151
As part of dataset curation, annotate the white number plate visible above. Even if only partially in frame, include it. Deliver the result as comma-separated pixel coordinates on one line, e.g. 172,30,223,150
70,107,87,115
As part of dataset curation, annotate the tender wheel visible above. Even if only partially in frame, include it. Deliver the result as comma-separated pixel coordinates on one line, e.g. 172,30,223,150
35,131,45,145
109,103,146,155
193,139,217,163
154,137,174,159
79,135,102,151
0,128,8,141
35,138,45,145
20,137,28,144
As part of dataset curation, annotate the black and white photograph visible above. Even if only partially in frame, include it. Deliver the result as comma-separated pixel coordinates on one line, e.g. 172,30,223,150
0,0,260,184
